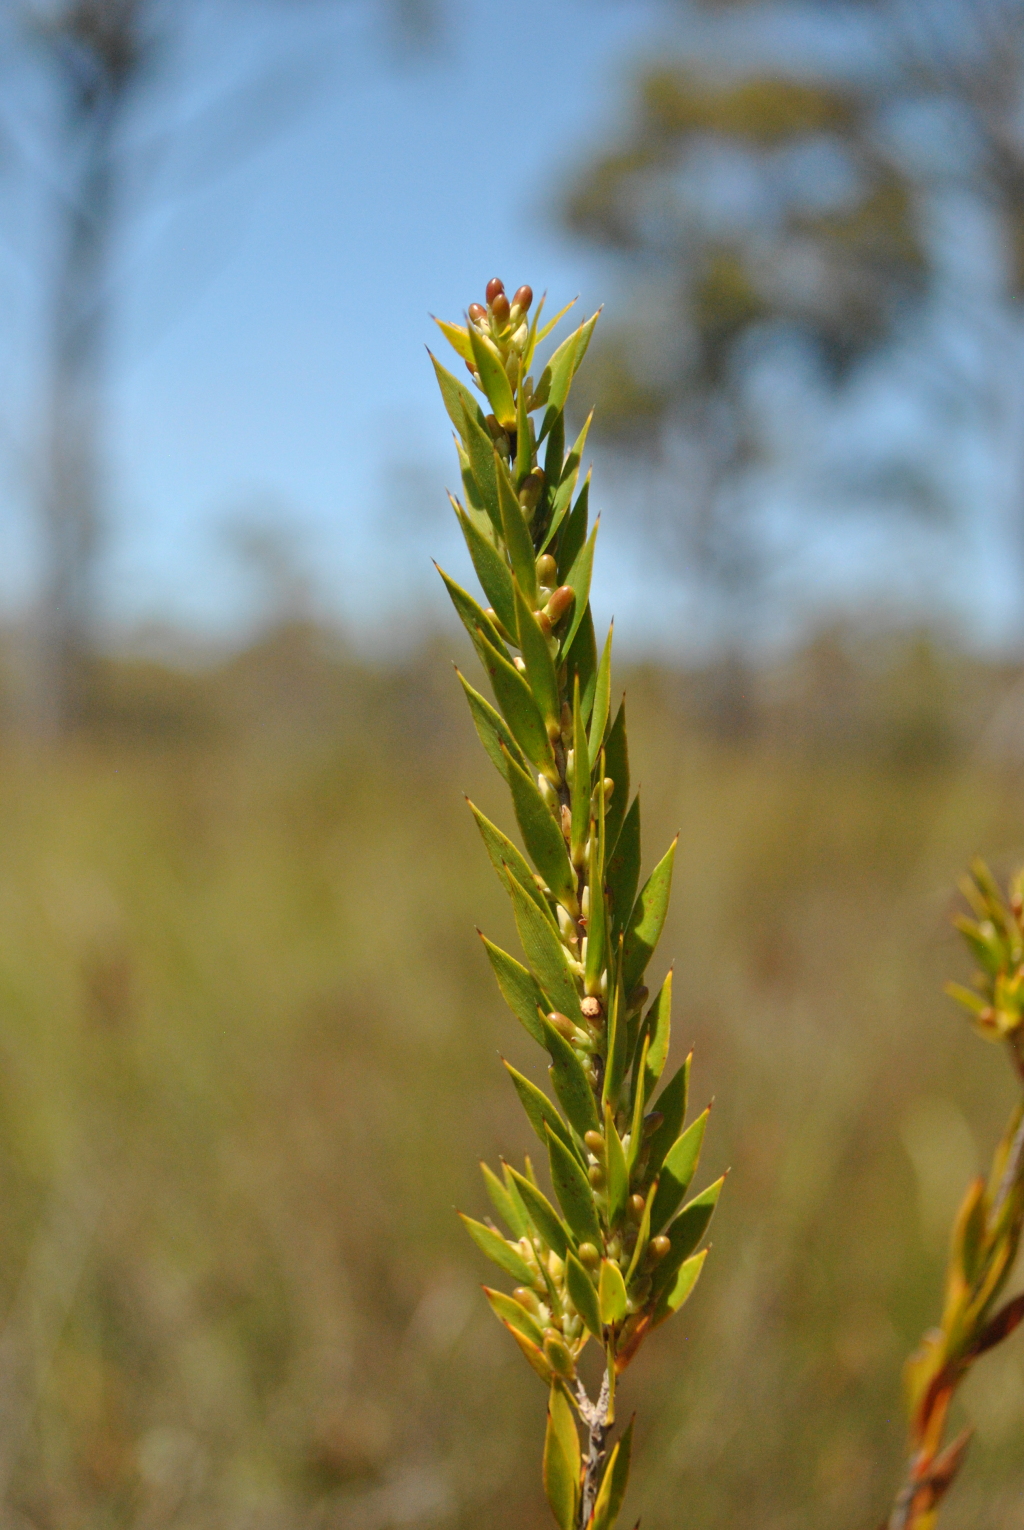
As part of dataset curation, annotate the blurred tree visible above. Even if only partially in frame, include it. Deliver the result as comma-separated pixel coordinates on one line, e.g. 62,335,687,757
0,0,429,734
563,0,1024,648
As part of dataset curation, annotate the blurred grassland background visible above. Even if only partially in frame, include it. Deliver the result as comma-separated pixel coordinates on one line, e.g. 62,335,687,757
3,628,1024,1528
6,0,1024,1527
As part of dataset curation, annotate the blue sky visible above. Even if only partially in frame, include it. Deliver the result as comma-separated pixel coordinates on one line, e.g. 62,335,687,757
0,0,1018,657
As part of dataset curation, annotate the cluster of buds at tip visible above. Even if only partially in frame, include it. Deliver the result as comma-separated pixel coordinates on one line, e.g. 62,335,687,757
947,859,1024,1051
434,281,718,1530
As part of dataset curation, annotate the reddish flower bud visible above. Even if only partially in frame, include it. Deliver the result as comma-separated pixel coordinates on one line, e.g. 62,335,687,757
648,1235,671,1264
545,585,575,625
547,1011,576,1041
628,1194,645,1223
485,277,505,304
468,302,486,323
512,285,533,313
491,291,511,324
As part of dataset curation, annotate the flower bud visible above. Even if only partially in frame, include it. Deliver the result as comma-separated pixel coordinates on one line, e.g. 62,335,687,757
513,656,526,673
484,413,505,441
468,302,486,323
643,1111,664,1138
647,1235,671,1264
581,996,603,1024
588,1163,606,1189
485,277,505,304
518,470,544,515
542,1329,576,1381
584,1130,605,1156
514,1286,541,1313
535,553,557,586
547,1011,576,1041
539,775,559,811
535,609,553,638
512,284,533,314
626,1275,652,1312
628,1194,645,1223
491,291,511,325
545,585,575,625
578,1241,600,1268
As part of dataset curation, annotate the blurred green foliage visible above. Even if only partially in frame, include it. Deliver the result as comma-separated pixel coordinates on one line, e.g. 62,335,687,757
2,622,1024,1527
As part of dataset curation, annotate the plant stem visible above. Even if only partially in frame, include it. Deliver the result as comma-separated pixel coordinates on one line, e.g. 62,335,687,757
576,1370,611,1528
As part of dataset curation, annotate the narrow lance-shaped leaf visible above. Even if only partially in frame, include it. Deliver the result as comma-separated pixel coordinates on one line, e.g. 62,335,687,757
498,456,539,605
643,1053,691,1182
472,625,558,782
460,403,503,536
503,868,585,1024
589,620,613,760
507,1165,571,1259
469,799,556,928
510,1325,555,1384
432,315,474,363
481,935,549,1046
453,498,516,638
459,1214,535,1285
469,323,517,430
603,950,629,1112
541,1014,600,1137
624,1178,654,1285
455,667,529,784
626,1036,650,1177
553,468,590,573
622,836,678,995
484,1286,545,1348
599,1258,628,1326
565,606,598,726
538,312,599,440
585,774,609,998
605,1104,629,1230
570,674,590,867
649,1108,710,1236
548,1125,603,1246
549,413,593,548
566,1249,603,1339
503,1060,583,1165
543,1384,580,1530
436,564,509,660
641,970,672,1102
514,583,561,736
602,700,629,851
651,1175,725,1298
515,357,532,486
653,1248,708,1327
607,794,641,938
559,519,599,661
503,749,577,912
428,349,486,434
481,1160,529,1238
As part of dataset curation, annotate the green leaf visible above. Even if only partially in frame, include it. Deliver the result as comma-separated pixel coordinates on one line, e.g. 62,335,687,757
606,795,641,938
626,1035,649,1177
453,499,516,638
455,667,530,784
428,349,486,434
504,869,585,1025
515,359,532,486
641,972,672,1102
483,1286,545,1347
542,413,565,525
559,521,599,662
541,1015,600,1137
480,935,549,1045
570,676,591,867
566,1250,602,1338
598,1259,627,1326
503,1060,582,1163
436,563,509,660
501,753,576,912
459,1214,535,1285
469,800,557,929
589,621,613,760
651,1176,724,1298
543,1384,580,1530
432,315,474,363
547,1126,602,1246
550,414,593,549
622,836,677,994
533,295,577,355
514,583,561,732
644,1054,690,1182
590,1417,632,1530
472,627,558,781
509,1323,555,1383
565,607,599,726
498,457,539,605
553,468,590,573
538,313,598,440
481,1160,529,1238
605,1105,629,1230
468,324,517,430
653,1248,707,1327
624,1179,653,1285
649,1109,710,1236
602,702,629,851
603,962,628,1113
460,402,504,537
507,1166,570,1259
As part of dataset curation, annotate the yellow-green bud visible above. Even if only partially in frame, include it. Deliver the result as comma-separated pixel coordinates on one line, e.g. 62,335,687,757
514,1286,541,1313
542,1329,576,1381
578,1242,600,1268
584,1130,605,1157
648,1235,671,1264
628,1193,645,1223
519,470,544,516
588,1163,606,1189
535,553,557,586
